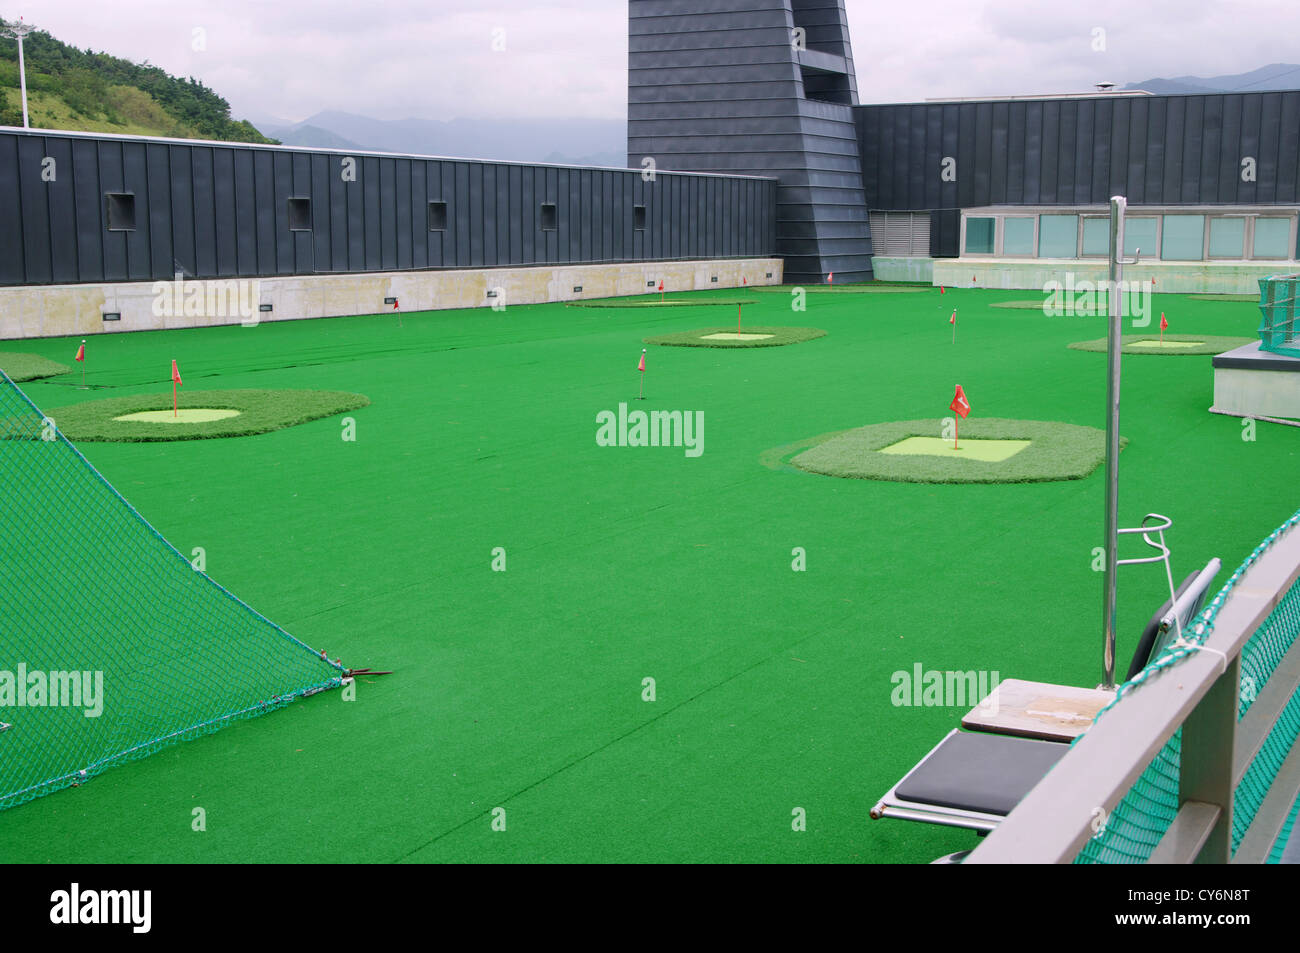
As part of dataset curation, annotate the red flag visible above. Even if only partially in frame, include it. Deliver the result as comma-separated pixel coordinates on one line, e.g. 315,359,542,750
637,351,646,373
828,271,834,284
74,343,85,362
1152,277,1157,287
171,360,182,386
950,385,970,419
949,310,957,325
393,298,400,310
939,285,945,295
972,274,977,282
657,280,664,293
1160,312,1168,331
742,276,748,285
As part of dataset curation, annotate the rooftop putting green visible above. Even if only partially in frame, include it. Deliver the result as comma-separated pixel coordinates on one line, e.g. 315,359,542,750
644,325,825,348
46,389,369,441
1069,334,1255,355
0,284,1291,864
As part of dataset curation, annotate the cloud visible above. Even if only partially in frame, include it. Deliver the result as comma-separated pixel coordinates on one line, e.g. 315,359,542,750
15,0,1300,125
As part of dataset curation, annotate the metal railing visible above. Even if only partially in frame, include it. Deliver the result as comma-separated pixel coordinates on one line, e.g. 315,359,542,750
966,518,1300,864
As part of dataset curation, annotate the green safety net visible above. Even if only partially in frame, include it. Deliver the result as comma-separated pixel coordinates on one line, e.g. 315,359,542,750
1075,506,1300,863
1258,274,1300,358
0,370,344,812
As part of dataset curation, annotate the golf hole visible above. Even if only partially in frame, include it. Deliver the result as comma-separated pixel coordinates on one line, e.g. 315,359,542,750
878,436,1032,462
113,409,242,424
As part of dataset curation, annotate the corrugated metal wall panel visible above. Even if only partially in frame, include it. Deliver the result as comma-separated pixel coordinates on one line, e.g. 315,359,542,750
0,129,776,286
858,90,1300,256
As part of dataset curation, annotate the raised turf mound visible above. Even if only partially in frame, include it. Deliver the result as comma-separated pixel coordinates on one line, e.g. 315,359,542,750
644,326,826,348
1068,334,1254,355
43,389,369,442
780,418,1115,484
0,353,73,382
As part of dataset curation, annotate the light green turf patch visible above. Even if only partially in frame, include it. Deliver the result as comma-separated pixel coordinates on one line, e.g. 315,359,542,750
0,352,73,382
566,296,756,308
1187,294,1258,302
114,408,243,423
1068,334,1255,355
879,436,1032,462
644,326,826,348
787,418,1115,484
43,389,369,442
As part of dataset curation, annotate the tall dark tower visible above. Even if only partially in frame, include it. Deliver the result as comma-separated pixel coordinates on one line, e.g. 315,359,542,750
628,0,873,283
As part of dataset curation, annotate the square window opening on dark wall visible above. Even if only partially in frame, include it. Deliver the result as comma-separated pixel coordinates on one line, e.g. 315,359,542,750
287,197,312,231
540,203,558,231
428,201,448,231
105,193,136,231
634,205,647,230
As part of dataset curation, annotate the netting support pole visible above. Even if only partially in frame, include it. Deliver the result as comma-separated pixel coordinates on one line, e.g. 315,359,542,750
1101,196,1127,690
1179,653,1240,863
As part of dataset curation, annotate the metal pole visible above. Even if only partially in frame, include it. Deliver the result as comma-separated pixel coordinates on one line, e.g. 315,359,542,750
2,19,34,129
17,31,28,128
1101,196,1127,689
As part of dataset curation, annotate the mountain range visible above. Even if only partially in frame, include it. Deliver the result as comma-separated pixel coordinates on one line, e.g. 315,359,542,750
1124,63,1300,95
254,110,626,168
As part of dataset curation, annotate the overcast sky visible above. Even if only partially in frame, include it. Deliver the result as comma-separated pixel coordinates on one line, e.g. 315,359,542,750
13,1,1300,125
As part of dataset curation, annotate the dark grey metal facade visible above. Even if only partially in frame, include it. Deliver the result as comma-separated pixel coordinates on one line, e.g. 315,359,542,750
0,128,777,287
628,0,873,284
855,91,1300,257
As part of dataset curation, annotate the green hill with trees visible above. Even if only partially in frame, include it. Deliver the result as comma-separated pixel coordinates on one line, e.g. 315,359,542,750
0,21,275,143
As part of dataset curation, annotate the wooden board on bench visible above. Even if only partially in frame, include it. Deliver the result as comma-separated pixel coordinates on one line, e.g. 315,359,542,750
961,678,1117,742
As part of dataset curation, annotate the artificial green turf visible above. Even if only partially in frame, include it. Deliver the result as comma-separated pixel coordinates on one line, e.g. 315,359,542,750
1068,334,1255,355
789,418,1111,484
0,352,72,382
46,389,369,441
0,284,1294,864
644,326,827,348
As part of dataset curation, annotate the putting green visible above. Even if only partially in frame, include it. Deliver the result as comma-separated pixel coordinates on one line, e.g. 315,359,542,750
1068,334,1255,356
44,389,368,442
879,436,1032,462
644,326,826,348
114,408,243,423
786,418,1113,484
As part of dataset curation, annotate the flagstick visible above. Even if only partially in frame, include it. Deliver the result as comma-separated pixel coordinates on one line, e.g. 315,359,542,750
738,302,742,336
954,415,958,451
173,377,178,418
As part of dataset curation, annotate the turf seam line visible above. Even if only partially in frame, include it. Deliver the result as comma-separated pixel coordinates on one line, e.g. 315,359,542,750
390,624,844,863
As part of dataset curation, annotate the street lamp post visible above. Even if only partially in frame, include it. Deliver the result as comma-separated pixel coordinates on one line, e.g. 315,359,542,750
1,17,35,129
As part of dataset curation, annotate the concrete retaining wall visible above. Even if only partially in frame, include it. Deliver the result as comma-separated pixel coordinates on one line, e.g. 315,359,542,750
0,258,783,340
